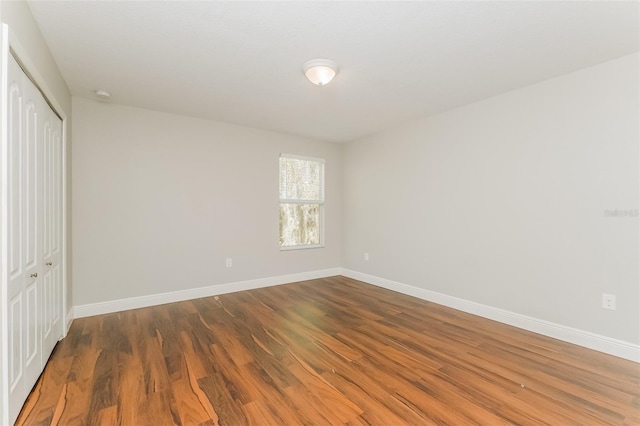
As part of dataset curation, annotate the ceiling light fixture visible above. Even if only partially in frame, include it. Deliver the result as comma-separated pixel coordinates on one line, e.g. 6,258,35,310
95,90,111,101
303,59,338,86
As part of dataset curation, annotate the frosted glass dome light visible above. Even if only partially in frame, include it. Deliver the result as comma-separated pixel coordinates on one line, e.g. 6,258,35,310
303,59,338,86
95,90,111,101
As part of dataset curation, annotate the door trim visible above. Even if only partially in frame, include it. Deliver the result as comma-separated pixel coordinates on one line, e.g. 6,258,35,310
0,22,9,426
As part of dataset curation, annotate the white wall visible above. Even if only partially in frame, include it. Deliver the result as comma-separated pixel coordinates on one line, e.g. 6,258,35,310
72,98,341,306
1,2,70,106
342,53,639,344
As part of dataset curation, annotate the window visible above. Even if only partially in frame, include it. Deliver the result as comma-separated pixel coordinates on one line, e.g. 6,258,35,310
279,154,325,249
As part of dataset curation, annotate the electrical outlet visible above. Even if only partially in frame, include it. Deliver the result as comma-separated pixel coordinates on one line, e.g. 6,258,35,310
225,258,233,268
364,253,369,261
602,293,616,310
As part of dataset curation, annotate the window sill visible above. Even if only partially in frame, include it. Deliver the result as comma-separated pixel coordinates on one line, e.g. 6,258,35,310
280,244,325,251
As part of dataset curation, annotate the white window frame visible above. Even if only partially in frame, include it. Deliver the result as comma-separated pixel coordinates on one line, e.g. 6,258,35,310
279,154,325,250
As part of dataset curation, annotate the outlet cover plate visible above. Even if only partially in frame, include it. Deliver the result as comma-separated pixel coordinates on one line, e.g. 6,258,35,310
602,293,616,310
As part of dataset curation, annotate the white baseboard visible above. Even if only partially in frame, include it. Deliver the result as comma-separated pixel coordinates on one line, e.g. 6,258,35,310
73,268,342,319
66,308,73,333
69,267,639,362
340,268,640,363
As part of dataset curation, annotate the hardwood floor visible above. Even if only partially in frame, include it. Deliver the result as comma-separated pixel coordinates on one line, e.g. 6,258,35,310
16,276,640,425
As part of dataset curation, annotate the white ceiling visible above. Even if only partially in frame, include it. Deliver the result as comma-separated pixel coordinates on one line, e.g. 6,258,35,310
27,1,639,143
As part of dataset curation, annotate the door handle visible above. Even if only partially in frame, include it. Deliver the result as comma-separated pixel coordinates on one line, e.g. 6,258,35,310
46,262,53,266
30,273,38,278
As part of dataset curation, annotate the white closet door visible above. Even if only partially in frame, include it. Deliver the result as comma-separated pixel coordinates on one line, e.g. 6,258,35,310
5,53,63,425
41,93,63,360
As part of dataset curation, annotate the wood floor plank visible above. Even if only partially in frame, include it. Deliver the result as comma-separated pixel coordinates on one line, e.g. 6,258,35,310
16,276,640,425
